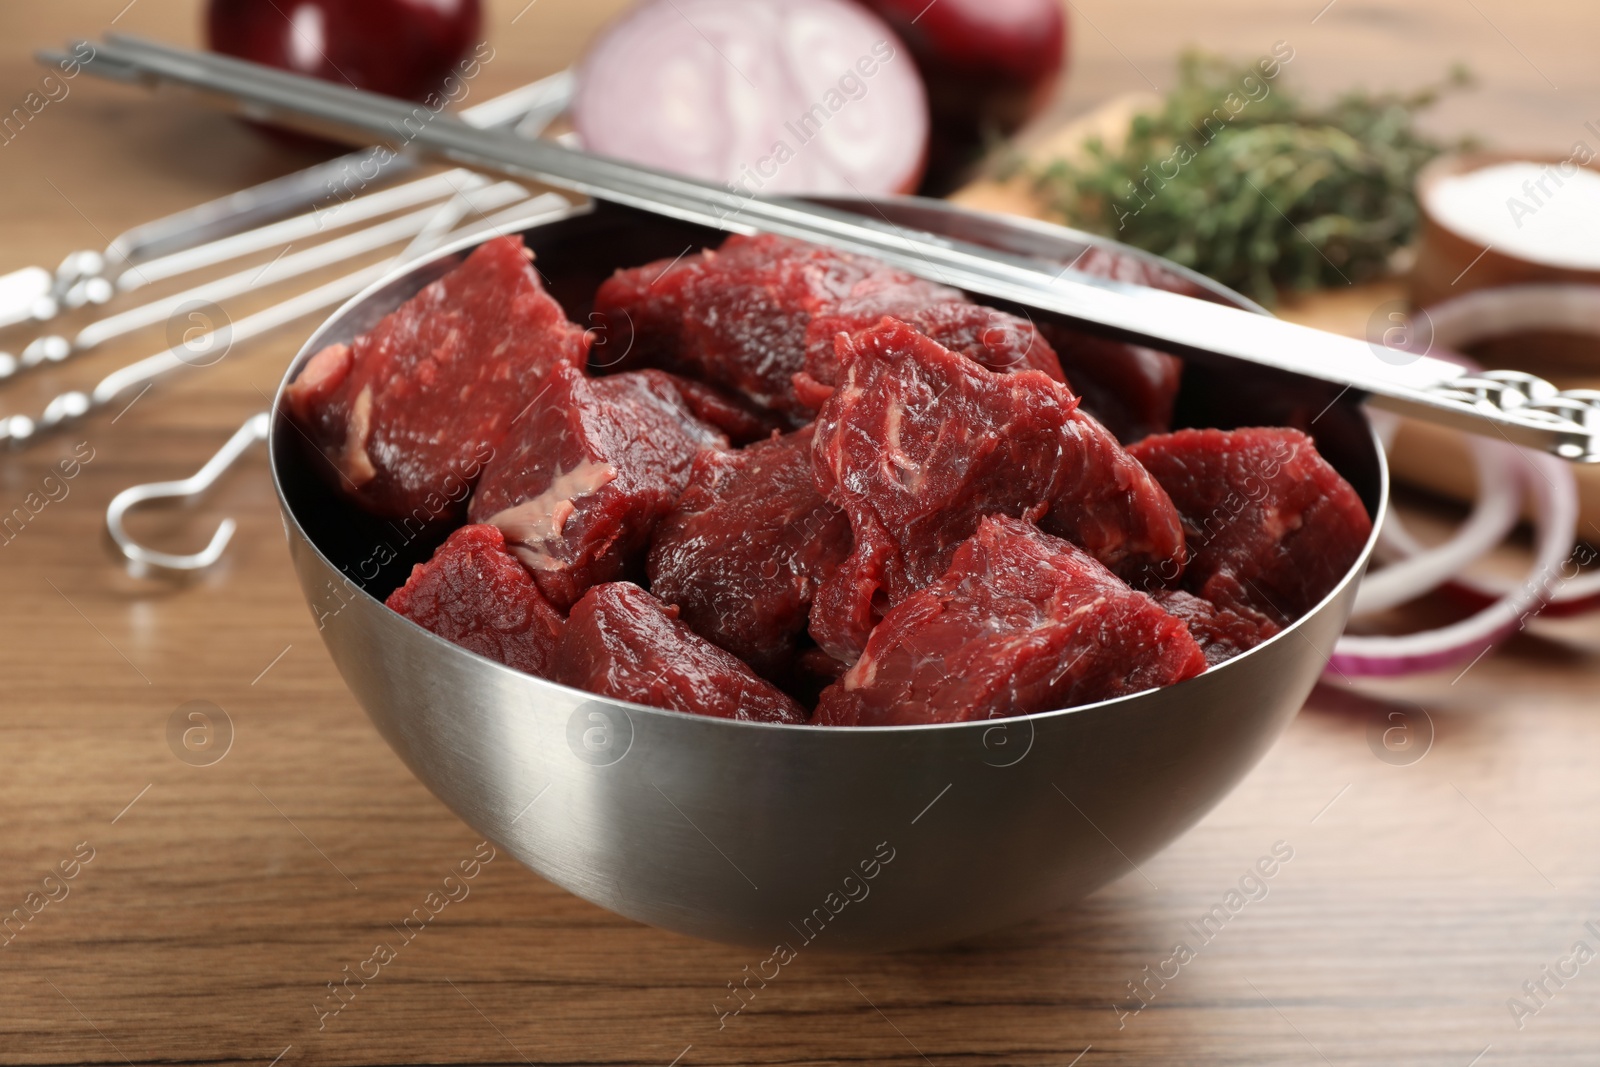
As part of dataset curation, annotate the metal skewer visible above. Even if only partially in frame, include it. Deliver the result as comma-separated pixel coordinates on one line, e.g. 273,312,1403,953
0,62,573,450
46,34,1600,462
0,69,573,327
0,189,571,450
0,177,528,380
117,168,481,293
97,190,572,573
105,412,269,576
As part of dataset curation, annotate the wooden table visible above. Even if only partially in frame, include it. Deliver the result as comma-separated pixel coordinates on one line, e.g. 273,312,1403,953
2,2,1598,1065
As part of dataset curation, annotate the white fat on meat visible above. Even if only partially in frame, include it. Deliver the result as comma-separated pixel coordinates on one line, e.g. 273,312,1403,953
486,459,618,572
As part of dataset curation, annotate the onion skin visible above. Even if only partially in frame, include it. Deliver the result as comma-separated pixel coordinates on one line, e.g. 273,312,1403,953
1327,630,1510,678
1424,283,1600,349
1438,581,1600,619
1421,283,1600,616
206,0,484,108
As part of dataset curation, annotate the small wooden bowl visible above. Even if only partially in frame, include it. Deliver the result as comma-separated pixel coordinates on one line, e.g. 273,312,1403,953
1411,150,1600,374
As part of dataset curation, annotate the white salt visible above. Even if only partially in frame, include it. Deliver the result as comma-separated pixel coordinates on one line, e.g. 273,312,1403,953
1427,160,1600,271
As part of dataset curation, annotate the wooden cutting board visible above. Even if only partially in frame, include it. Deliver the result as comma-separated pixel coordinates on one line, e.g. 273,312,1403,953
953,97,1600,528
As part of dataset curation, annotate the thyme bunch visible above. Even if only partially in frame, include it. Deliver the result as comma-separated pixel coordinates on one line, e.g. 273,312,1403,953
1021,53,1475,304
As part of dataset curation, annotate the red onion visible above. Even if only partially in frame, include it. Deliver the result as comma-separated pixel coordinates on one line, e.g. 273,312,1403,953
1417,284,1600,616
572,0,929,196
1444,564,1600,618
1331,446,1577,677
1329,284,1600,676
855,0,1067,191
1425,283,1600,344
1352,421,1523,616
207,0,484,104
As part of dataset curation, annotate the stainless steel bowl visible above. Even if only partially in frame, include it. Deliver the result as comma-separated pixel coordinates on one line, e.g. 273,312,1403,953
272,197,1386,951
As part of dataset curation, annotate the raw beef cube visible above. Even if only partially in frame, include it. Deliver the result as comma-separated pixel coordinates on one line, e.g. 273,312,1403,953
1038,325,1181,444
553,583,807,723
1153,589,1280,667
1071,245,1219,301
469,362,727,610
802,300,1066,399
661,373,786,445
814,516,1207,726
285,235,588,519
648,426,852,681
1035,244,1215,443
808,317,1186,662
385,524,565,677
1128,428,1372,625
591,233,960,422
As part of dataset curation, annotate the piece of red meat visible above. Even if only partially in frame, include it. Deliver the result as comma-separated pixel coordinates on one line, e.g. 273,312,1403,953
1071,245,1218,301
385,524,566,677
468,362,727,610
802,300,1066,403
814,516,1207,726
591,233,960,423
662,373,786,445
1153,589,1280,667
1128,428,1372,625
1036,244,1212,443
553,583,807,723
1037,325,1181,444
285,235,588,519
648,426,852,682
808,317,1186,662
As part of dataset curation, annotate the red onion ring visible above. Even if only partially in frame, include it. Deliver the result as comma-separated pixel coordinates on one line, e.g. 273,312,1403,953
1352,417,1523,616
1327,283,1599,675
1425,283,1600,345
1331,446,1577,677
1444,561,1600,617
1417,283,1600,616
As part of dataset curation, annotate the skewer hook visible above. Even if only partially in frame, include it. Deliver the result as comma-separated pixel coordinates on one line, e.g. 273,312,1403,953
106,412,269,576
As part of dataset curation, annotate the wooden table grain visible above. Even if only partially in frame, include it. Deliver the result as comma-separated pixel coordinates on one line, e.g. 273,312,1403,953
2,2,1598,1065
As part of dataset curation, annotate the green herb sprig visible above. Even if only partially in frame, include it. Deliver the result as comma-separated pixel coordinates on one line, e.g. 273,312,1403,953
1018,53,1475,305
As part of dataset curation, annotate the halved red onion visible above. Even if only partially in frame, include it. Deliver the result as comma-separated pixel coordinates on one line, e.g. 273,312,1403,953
572,0,929,196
